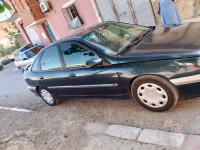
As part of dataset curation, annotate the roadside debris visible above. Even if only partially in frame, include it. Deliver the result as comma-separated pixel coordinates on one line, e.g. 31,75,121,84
69,121,76,125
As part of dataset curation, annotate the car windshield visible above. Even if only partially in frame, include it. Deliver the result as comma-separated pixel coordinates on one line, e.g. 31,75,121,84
83,22,151,55
25,47,41,58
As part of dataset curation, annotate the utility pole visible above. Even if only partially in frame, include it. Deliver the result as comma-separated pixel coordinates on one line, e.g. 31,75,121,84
195,0,199,17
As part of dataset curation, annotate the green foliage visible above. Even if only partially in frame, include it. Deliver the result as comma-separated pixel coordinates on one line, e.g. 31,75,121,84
0,22,20,58
0,64,3,70
0,44,6,57
0,43,17,57
8,22,21,49
106,121,112,125
0,0,12,13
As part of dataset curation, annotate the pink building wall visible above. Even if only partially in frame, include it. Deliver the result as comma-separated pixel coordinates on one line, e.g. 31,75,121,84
33,0,99,45
34,24,51,46
16,22,32,44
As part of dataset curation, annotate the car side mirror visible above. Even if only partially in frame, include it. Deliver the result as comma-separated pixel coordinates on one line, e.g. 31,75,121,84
86,58,103,68
23,58,28,61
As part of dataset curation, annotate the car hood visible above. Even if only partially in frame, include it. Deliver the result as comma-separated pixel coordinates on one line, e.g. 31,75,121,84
117,22,200,63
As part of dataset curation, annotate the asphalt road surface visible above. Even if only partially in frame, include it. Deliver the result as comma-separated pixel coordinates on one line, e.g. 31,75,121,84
0,63,200,149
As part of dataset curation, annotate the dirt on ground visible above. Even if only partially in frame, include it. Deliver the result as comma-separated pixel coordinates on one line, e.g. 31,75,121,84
1,96,200,150
1,63,200,150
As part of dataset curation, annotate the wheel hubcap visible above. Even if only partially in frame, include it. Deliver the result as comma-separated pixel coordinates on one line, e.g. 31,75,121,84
137,83,168,108
40,89,54,104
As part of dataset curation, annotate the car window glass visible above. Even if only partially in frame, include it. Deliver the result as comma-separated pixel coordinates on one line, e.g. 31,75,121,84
25,44,33,50
40,47,62,71
60,43,98,68
20,45,34,53
83,23,150,55
17,54,23,61
21,53,27,59
25,51,35,58
32,56,40,72
25,47,41,58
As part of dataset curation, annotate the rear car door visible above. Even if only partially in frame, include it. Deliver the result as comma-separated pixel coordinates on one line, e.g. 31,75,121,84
57,42,123,96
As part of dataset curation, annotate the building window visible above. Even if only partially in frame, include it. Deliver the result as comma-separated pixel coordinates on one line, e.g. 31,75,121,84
67,4,80,20
61,3,83,29
62,3,82,23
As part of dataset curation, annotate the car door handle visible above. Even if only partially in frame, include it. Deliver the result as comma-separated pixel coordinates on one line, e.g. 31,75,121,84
69,73,76,78
39,76,44,80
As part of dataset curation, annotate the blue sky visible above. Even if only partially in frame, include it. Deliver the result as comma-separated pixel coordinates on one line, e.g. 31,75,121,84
0,9,11,22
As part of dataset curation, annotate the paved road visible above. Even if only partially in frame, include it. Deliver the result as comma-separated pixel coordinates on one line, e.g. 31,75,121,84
0,62,42,109
1,63,200,149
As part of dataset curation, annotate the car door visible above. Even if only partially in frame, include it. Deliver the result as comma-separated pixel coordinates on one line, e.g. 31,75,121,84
57,42,123,96
20,53,30,68
15,54,23,67
36,46,70,96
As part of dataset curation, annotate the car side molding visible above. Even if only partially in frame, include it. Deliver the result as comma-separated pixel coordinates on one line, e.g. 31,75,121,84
48,84,118,89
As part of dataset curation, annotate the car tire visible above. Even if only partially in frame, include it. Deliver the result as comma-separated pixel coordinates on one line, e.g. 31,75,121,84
38,88,61,106
131,75,179,112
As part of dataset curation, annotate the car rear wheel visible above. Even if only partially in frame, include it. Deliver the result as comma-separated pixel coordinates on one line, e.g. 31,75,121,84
39,88,60,106
131,75,179,112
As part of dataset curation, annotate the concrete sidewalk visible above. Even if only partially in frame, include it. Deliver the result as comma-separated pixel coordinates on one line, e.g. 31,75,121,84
85,122,200,150
183,17,200,23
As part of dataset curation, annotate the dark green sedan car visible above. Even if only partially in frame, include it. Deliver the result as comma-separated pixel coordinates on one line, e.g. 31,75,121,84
24,22,200,112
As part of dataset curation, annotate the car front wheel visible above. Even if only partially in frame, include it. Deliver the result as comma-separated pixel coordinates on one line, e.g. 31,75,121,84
131,75,179,112
38,88,60,106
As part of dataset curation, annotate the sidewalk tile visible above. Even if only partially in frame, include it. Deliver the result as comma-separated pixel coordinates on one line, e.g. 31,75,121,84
137,129,186,148
182,135,200,150
106,125,141,140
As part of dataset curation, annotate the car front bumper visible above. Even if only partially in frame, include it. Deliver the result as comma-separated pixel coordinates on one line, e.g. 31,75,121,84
28,86,40,96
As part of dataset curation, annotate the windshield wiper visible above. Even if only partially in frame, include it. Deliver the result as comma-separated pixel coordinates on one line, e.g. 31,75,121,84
116,29,154,55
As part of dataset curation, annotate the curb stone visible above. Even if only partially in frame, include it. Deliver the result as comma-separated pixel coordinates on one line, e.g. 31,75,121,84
137,129,185,148
86,122,200,149
106,124,141,141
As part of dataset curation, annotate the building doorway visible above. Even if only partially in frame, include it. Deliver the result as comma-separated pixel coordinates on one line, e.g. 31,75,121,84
42,22,57,43
45,23,57,42
24,24,43,45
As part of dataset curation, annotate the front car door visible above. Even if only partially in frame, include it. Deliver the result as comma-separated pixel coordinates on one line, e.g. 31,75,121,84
57,42,123,97
35,46,70,96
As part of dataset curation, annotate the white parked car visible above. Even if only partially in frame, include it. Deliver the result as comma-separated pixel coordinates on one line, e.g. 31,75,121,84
14,46,43,72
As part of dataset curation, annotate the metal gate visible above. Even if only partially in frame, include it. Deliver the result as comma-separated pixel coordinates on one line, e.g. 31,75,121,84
96,0,156,26
24,26,43,45
131,0,156,26
45,24,57,42
96,0,117,22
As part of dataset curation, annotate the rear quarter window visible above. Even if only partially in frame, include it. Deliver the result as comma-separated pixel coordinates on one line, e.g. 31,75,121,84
31,56,40,72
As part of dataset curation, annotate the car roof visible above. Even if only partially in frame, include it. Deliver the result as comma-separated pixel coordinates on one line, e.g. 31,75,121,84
22,46,39,53
15,44,33,53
